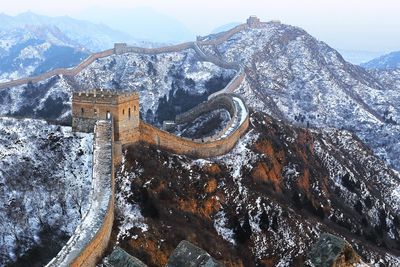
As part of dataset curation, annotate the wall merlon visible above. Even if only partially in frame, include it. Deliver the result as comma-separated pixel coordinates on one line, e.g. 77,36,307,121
72,91,139,104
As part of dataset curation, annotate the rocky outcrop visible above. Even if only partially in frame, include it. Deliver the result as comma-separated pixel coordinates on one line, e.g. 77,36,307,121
167,241,223,267
308,234,363,267
106,247,147,267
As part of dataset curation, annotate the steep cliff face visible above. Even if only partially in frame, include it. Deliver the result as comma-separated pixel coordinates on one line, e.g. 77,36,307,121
112,111,400,267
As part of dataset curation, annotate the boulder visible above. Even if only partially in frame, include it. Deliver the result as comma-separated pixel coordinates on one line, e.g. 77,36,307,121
167,240,223,267
308,233,363,267
106,246,148,267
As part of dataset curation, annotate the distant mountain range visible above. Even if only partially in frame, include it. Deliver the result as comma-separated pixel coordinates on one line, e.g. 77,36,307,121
362,51,400,69
0,11,158,82
338,49,384,65
78,7,195,43
0,26,90,82
0,11,137,51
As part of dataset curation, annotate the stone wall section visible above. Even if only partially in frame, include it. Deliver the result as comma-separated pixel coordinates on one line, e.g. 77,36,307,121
0,49,113,90
114,42,194,55
207,70,245,100
120,94,249,159
175,94,236,124
137,113,249,158
46,120,114,267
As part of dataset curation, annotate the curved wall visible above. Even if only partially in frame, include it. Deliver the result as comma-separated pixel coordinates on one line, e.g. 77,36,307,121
138,114,249,158
175,94,236,124
121,94,250,158
0,22,250,90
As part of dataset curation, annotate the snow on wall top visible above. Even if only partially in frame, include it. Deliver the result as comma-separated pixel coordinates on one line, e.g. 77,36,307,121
46,120,113,267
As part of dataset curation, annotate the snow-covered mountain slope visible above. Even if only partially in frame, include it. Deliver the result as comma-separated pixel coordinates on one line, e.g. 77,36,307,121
0,49,234,125
0,11,166,83
75,49,235,123
198,22,400,171
0,26,89,82
2,20,400,171
0,75,74,123
112,112,400,266
362,51,400,70
0,18,400,266
368,68,400,91
0,117,93,266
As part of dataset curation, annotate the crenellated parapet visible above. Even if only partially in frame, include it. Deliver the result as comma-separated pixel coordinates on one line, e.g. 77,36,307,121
247,15,261,28
72,90,140,142
72,90,139,104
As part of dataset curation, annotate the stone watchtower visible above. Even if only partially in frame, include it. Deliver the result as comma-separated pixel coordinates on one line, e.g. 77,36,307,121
247,16,261,28
72,89,140,143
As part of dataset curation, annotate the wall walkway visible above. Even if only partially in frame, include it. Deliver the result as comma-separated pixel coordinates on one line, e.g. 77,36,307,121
0,49,113,90
46,120,114,267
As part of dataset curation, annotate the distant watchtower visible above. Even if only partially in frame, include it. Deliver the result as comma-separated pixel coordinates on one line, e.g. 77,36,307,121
72,89,140,142
247,16,261,28
114,43,128,55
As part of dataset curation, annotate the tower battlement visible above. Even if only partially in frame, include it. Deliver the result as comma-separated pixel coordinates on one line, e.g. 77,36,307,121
73,90,139,104
114,43,128,54
72,89,140,142
247,16,261,28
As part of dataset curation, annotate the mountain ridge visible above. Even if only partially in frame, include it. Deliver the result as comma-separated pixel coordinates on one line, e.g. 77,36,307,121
362,50,400,70
0,11,139,51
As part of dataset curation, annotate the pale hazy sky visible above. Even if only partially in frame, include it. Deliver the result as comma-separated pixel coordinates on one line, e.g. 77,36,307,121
1,0,400,52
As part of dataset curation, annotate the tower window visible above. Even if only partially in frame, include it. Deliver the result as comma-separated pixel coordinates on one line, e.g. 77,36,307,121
123,109,125,115
81,108,84,115
134,105,136,112
128,108,131,119
106,111,111,120
94,109,97,116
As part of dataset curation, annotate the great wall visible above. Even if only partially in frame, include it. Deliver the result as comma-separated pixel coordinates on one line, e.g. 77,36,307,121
0,16,270,90
0,16,268,266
